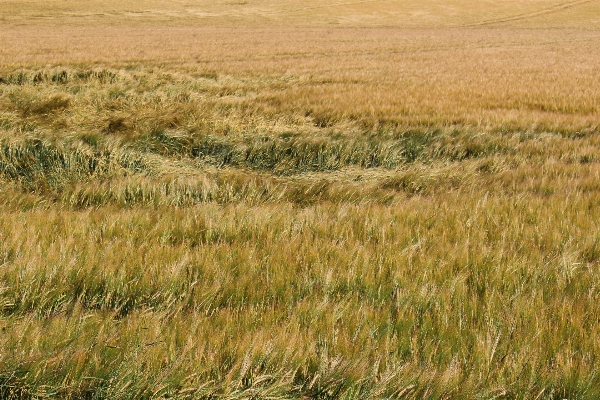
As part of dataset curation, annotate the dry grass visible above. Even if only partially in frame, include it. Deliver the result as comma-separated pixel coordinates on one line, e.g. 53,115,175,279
1,0,600,398
2,26,599,135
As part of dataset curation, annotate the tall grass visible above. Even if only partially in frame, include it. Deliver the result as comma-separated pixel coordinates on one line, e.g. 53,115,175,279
1,64,600,398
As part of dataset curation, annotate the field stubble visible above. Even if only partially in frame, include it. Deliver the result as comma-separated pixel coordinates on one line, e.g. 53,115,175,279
1,0,600,398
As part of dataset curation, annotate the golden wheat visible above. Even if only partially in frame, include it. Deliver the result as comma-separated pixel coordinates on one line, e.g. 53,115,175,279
0,0,599,398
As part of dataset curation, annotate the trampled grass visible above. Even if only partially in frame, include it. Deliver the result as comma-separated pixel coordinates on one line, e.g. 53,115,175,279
1,1,600,398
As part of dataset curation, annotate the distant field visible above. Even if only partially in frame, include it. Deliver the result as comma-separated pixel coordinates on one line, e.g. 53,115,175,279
1,1,600,399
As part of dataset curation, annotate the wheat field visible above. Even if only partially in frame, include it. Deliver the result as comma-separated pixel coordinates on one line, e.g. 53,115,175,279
0,0,600,398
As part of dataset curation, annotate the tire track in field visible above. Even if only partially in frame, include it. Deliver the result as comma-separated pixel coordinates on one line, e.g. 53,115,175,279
274,0,388,15
460,0,594,27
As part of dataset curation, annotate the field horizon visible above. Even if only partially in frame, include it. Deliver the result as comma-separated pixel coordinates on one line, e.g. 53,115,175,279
1,1,600,399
